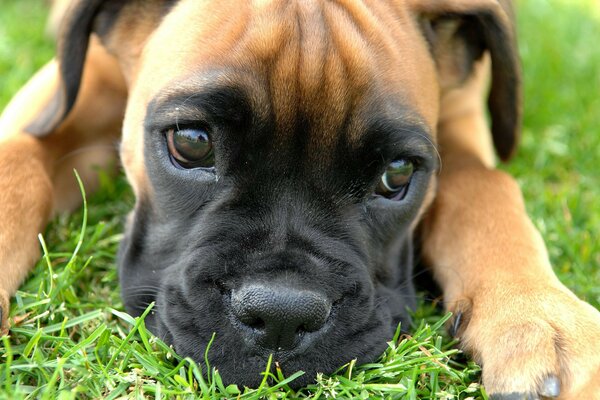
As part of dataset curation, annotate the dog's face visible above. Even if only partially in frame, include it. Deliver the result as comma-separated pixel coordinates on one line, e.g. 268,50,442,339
33,0,519,388
118,1,439,386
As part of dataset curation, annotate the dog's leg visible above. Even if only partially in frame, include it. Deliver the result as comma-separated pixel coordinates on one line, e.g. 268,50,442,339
0,39,126,331
0,134,53,332
421,61,600,398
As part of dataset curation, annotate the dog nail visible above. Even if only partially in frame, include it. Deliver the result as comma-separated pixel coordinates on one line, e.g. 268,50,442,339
489,393,539,400
450,311,462,337
539,375,560,397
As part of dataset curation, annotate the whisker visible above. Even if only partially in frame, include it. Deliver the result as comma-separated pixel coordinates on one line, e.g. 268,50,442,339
122,285,162,292
396,127,443,174
121,292,160,301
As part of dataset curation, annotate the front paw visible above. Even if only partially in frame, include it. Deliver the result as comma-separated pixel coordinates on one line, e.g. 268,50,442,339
0,289,9,335
451,285,600,399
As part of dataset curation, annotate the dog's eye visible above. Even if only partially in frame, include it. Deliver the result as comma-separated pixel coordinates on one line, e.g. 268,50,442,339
166,127,214,169
376,159,414,200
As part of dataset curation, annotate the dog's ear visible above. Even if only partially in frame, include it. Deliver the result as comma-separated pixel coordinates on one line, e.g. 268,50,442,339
27,0,170,137
417,0,521,161
27,0,108,136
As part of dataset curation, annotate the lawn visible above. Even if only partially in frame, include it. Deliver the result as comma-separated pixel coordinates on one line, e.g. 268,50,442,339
0,1,599,399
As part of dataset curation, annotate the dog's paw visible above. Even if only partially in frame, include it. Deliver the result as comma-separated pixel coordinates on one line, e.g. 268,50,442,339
451,284,600,399
0,289,9,335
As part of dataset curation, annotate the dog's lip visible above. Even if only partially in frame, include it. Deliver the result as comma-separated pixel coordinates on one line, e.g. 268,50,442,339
152,280,398,382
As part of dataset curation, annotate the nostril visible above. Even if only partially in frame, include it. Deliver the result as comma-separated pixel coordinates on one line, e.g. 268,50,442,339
215,280,228,296
297,324,307,334
231,283,331,351
242,316,266,331
298,312,328,333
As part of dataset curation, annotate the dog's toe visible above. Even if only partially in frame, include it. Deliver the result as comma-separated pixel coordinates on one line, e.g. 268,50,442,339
452,285,600,399
538,375,560,398
490,376,560,400
0,305,8,336
489,380,560,400
489,393,539,400
0,290,9,335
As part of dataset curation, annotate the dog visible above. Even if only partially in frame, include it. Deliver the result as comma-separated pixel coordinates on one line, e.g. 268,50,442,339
1,0,600,397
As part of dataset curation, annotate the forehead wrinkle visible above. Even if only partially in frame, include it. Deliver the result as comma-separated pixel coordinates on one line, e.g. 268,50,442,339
236,0,409,169
297,1,347,167
332,0,412,73
304,45,353,171
154,0,430,169
231,1,300,146
268,0,365,170
297,1,328,108
269,10,301,145
322,2,377,93
321,1,387,150
243,1,295,61
236,1,362,138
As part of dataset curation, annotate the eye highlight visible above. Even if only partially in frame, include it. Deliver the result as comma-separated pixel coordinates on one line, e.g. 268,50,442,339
376,159,414,200
166,127,214,169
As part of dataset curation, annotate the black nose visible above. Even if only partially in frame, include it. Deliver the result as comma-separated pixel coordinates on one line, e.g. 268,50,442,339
231,283,331,351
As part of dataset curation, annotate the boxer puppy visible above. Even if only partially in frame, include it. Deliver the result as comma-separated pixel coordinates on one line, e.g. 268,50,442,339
1,0,599,397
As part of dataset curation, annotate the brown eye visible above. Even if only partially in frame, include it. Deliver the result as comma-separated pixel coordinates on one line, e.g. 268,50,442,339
376,159,414,200
166,127,214,168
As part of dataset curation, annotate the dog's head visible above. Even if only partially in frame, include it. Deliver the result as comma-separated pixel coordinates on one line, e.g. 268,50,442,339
29,0,520,387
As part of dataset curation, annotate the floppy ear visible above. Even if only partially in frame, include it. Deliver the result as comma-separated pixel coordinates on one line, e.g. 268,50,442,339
418,0,522,161
26,0,170,137
26,0,108,136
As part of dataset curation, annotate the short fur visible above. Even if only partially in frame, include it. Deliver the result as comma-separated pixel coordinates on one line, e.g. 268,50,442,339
1,0,599,397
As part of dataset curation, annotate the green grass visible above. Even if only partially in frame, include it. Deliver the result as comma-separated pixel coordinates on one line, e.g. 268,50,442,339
0,1,54,107
1,0,599,398
510,0,600,308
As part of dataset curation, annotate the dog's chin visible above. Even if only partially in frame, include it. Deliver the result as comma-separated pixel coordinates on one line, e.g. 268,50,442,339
156,325,395,389
143,298,410,389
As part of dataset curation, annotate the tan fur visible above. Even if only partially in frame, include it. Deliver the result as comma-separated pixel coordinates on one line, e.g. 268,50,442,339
0,135,52,323
0,39,126,331
1,0,599,398
421,44,600,399
46,0,70,37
